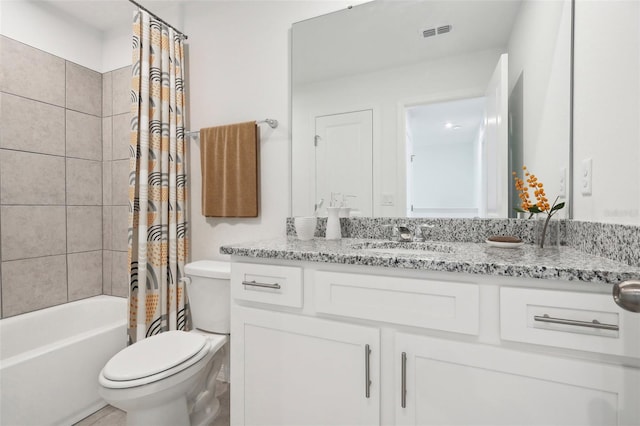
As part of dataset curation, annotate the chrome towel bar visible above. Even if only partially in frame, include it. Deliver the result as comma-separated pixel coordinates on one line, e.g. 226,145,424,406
186,119,278,137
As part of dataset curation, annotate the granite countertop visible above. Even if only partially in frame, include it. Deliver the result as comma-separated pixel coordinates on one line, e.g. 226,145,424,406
220,237,640,284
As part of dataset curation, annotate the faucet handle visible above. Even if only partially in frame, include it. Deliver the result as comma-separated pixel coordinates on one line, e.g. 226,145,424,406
381,224,394,240
396,225,412,242
419,224,436,240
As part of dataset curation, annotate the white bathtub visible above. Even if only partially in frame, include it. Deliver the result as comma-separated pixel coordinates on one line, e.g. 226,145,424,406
0,295,128,425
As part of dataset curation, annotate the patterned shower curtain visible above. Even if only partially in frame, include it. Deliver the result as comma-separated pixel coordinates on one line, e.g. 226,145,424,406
128,10,189,344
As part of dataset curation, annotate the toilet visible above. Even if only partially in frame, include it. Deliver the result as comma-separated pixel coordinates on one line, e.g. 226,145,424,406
98,260,230,426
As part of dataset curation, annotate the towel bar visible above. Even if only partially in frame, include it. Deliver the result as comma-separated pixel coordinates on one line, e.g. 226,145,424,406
186,119,278,137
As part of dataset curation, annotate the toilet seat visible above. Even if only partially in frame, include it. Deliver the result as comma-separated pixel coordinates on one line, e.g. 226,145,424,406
99,331,211,389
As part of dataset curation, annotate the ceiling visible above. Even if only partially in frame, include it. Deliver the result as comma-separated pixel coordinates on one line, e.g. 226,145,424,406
40,0,186,33
407,97,486,148
292,0,522,85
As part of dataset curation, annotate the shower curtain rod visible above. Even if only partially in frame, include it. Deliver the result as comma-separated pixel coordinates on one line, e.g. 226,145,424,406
185,119,279,137
128,0,188,40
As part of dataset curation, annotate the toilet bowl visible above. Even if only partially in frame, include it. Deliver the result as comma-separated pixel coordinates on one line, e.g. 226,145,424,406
98,260,230,426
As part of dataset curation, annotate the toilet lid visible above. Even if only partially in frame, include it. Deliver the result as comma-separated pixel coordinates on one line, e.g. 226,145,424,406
102,331,207,381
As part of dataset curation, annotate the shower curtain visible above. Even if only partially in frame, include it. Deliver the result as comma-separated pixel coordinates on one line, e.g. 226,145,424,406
128,10,189,344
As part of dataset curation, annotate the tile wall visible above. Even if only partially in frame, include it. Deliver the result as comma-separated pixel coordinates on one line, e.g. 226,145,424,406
0,36,130,317
102,65,132,299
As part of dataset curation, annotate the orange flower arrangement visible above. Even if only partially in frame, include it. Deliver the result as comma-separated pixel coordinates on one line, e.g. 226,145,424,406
512,166,565,247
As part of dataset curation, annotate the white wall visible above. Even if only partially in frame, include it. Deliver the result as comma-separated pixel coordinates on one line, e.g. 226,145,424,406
507,0,572,218
412,142,477,211
573,0,640,225
183,1,354,261
102,23,134,73
292,48,504,217
101,3,185,73
0,1,183,73
0,0,103,71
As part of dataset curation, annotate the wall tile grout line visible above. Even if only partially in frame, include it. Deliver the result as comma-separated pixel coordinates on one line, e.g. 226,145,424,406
0,89,102,118
0,204,104,207
0,142,3,316
1,254,70,263
0,89,65,110
65,59,69,304
0,147,104,162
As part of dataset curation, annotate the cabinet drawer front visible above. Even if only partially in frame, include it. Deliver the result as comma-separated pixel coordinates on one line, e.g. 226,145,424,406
315,271,479,335
500,287,640,358
231,263,303,307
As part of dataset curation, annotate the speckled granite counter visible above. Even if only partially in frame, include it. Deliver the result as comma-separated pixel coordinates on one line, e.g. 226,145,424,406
220,237,640,285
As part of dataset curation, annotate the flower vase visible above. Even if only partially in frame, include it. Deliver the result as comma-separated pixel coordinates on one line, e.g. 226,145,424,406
535,215,560,248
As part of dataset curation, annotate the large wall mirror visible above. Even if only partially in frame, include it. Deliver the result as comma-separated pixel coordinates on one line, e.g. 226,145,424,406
291,0,572,218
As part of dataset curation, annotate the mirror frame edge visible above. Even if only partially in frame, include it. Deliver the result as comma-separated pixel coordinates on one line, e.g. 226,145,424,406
568,0,575,219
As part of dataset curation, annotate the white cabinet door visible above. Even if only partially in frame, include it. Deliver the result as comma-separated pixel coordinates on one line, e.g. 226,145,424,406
395,332,640,426
231,307,380,426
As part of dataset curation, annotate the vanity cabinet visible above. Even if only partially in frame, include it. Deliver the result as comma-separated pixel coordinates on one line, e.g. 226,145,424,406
395,332,638,426
230,260,640,426
231,306,380,426
230,263,380,426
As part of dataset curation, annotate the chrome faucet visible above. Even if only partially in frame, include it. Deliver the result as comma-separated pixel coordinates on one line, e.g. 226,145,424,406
395,225,412,242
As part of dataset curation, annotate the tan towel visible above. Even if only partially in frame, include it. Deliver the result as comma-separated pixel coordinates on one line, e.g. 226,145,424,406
200,121,259,217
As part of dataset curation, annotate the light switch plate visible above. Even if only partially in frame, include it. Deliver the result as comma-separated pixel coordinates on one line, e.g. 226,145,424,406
581,158,592,196
381,193,394,206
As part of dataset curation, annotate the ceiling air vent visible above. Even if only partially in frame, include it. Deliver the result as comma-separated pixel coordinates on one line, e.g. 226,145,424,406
422,28,436,38
437,25,452,35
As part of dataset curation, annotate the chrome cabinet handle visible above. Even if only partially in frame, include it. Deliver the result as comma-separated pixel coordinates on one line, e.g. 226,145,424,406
365,344,371,398
534,314,619,331
613,280,640,313
241,280,281,290
401,352,407,408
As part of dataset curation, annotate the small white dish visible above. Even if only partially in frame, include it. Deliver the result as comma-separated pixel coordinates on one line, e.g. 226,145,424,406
485,239,524,248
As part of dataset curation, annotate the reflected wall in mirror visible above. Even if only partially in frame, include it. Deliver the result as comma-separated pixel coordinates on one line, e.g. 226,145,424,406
291,0,572,218
573,0,640,226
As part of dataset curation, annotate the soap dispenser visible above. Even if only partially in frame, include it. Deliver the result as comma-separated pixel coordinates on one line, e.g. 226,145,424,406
339,195,356,218
325,192,342,240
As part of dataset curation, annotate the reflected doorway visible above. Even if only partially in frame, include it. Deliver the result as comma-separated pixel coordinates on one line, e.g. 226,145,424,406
405,97,486,218
405,53,508,218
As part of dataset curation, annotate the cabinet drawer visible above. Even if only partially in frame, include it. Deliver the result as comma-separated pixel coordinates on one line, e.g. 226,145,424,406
314,271,479,335
231,263,303,308
500,287,640,358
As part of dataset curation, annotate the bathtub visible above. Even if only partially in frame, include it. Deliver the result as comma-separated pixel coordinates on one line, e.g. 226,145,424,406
0,295,128,425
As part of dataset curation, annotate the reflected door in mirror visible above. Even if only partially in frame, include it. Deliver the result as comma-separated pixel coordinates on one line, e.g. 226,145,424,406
315,110,373,216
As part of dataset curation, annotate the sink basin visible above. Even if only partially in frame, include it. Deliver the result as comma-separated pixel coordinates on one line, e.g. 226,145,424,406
348,240,454,255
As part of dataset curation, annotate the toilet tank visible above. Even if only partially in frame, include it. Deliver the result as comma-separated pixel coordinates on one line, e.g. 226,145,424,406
184,260,230,334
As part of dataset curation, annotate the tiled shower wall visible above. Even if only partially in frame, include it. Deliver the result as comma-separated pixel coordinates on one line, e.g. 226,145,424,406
102,65,132,299
0,36,130,318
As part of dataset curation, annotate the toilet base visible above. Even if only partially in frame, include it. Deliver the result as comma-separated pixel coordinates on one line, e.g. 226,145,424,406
119,388,223,426
191,396,220,426
126,396,190,426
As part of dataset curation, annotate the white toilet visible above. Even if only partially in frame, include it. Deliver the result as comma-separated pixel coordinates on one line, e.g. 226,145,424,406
98,260,230,426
